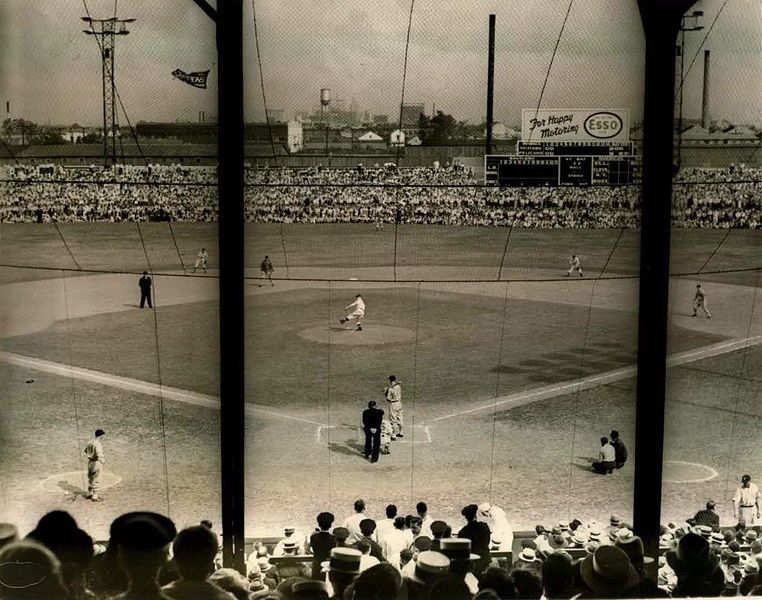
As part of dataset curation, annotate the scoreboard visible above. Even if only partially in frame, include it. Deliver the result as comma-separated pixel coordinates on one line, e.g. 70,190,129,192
486,149,641,187
516,140,634,157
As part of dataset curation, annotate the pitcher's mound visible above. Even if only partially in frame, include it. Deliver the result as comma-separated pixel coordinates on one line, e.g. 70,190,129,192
39,471,123,498
299,324,415,346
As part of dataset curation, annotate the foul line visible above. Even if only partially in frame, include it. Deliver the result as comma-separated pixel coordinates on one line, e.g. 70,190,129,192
427,336,762,423
0,351,325,427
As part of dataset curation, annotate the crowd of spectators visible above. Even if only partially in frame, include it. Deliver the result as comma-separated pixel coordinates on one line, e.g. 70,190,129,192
3,500,762,599
1,163,761,227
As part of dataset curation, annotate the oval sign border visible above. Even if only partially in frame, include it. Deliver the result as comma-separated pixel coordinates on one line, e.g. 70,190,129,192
584,111,624,139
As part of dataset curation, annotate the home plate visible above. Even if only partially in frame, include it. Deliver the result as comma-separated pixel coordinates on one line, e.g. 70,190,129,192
349,277,358,280
39,471,122,498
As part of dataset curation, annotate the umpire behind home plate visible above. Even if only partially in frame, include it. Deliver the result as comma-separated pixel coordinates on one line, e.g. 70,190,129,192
362,401,384,463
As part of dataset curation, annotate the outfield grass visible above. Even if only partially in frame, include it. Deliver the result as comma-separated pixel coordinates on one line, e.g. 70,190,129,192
2,223,760,284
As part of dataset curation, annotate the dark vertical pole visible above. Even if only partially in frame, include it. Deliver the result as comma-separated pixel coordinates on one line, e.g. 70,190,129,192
635,0,696,577
217,0,245,574
486,14,496,155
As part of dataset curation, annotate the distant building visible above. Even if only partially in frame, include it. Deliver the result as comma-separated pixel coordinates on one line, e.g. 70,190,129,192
389,129,406,147
373,114,390,125
357,131,383,142
400,103,425,127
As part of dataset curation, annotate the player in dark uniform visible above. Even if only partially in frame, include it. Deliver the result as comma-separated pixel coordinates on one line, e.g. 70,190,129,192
139,271,152,309
362,401,384,463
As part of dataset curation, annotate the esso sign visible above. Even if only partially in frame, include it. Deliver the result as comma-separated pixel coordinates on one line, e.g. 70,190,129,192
584,112,624,139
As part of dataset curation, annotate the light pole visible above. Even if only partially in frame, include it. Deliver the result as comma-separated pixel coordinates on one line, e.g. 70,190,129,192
82,16,135,167
675,10,703,172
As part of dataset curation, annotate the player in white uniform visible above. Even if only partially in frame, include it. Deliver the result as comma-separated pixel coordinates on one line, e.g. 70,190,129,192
566,255,583,278
692,284,712,318
192,247,209,274
340,295,365,331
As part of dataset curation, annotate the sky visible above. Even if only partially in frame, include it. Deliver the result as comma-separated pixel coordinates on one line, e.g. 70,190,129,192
1,0,760,127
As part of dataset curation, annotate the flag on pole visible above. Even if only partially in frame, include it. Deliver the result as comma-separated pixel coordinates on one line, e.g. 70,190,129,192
171,69,210,89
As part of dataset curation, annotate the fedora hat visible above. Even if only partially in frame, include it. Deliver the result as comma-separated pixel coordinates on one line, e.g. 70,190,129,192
440,538,479,562
615,531,654,566
410,551,450,584
746,530,759,542
548,535,568,550
666,532,719,577
580,546,640,597
321,547,362,574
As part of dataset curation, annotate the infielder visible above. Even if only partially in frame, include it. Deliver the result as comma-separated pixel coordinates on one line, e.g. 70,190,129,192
340,294,365,331
692,284,712,318
192,247,209,274
260,255,275,287
384,375,403,439
566,255,583,278
83,429,106,502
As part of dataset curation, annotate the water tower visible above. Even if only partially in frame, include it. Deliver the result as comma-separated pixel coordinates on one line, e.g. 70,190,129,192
320,88,331,126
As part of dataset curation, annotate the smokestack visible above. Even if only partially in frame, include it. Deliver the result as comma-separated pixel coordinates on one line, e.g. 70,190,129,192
486,14,496,154
702,50,710,130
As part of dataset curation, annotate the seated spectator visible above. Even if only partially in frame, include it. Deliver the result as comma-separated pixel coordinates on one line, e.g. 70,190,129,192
309,512,337,580
614,530,668,598
277,576,311,600
458,504,491,576
694,500,720,529
332,527,350,548
26,510,96,600
511,568,543,600
277,540,311,580
161,525,235,599
209,568,256,600
399,548,415,573
428,521,447,551
109,511,177,600
541,551,575,599
274,526,304,556
357,540,380,573
382,517,409,569
376,506,397,548
478,566,516,599
350,562,402,600
440,538,480,594
350,519,385,563
665,532,724,597
422,573,472,600
257,555,279,588
577,545,639,598
404,551,451,599
321,547,361,600
0,538,70,599
292,579,329,600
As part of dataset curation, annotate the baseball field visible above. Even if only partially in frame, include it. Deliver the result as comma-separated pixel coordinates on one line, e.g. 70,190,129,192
1,223,760,540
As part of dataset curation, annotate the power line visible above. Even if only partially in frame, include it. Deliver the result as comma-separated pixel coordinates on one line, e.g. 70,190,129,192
251,0,279,166
395,0,416,167
528,0,574,142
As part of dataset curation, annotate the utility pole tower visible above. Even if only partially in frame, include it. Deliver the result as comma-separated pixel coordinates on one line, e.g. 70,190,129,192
82,16,135,167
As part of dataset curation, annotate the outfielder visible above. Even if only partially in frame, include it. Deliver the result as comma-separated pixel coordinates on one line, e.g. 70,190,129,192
260,255,275,287
384,375,404,439
692,284,712,318
340,294,365,331
566,255,583,278
83,429,106,502
192,247,209,274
